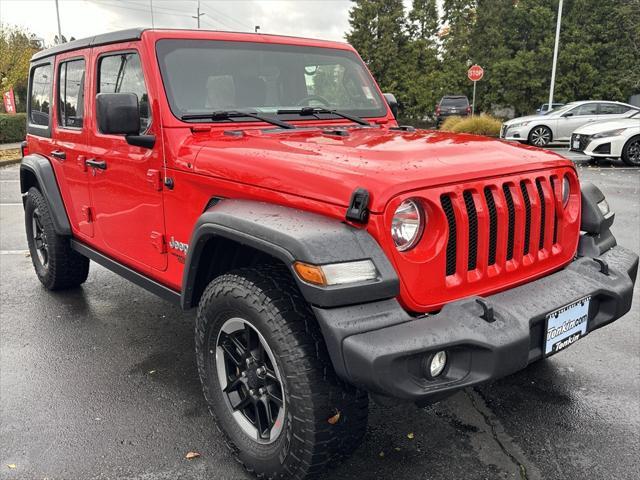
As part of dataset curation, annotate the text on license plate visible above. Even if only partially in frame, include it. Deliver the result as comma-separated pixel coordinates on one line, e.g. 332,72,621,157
544,296,591,355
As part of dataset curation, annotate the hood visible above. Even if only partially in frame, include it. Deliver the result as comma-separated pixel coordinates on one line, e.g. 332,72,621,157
504,114,545,125
190,127,572,213
574,117,640,135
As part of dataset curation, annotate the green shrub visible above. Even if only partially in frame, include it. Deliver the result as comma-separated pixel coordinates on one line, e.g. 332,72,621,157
444,114,502,137
0,113,27,143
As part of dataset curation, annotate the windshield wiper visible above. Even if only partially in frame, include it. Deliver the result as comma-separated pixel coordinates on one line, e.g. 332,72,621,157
180,110,295,130
276,107,371,126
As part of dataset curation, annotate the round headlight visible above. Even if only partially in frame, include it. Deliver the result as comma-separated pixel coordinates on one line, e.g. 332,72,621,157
391,199,425,251
562,175,571,207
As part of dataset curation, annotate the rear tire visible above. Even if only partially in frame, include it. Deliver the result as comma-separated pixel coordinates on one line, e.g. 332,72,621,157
621,135,640,166
24,187,89,290
195,265,368,479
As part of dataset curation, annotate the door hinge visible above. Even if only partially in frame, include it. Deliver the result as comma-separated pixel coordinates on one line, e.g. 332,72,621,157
146,169,163,191
81,205,93,223
150,231,166,254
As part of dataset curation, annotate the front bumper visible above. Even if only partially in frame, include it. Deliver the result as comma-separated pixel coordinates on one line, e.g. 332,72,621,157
313,245,638,403
570,133,625,157
500,124,530,141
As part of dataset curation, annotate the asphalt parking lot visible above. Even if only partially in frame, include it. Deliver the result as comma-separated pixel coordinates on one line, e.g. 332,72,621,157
1,148,639,480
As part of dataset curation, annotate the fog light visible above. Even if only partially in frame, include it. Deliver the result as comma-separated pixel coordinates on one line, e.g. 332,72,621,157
423,350,447,379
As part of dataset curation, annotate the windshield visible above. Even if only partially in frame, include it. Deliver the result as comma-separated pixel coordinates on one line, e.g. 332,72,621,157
441,97,468,107
547,103,577,115
156,39,387,121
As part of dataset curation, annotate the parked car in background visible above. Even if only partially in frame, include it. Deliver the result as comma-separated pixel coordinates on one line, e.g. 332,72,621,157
500,101,639,147
536,102,565,114
435,95,470,126
571,111,640,166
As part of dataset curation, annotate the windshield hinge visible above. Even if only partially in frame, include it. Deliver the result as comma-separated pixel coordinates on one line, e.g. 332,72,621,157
346,188,370,224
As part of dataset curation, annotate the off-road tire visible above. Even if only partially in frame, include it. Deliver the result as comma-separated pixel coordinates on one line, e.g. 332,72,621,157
621,135,640,166
195,265,369,479
24,187,89,290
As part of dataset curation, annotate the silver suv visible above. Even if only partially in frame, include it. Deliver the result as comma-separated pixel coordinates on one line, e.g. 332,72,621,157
501,101,639,147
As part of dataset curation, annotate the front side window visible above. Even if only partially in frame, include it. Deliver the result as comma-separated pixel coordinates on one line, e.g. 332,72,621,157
58,59,85,128
574,103,598,116
156,39,387,122
29,64,52,127
98,52,151,132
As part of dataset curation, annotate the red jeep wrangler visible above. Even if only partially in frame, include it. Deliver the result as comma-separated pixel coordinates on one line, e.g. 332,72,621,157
21,29,637,479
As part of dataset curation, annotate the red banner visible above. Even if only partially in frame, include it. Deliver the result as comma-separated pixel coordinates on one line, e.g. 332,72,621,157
3,88,16,114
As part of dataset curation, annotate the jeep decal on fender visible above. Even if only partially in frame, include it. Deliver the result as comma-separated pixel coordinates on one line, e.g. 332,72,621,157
169,236,189,254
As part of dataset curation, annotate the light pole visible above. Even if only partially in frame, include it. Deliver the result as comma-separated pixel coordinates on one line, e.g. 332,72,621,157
54,0,63,43
150,0,155,28
548,0,563,110
192,0,204,28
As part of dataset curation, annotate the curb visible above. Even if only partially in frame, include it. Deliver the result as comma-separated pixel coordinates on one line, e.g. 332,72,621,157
0,157,21,167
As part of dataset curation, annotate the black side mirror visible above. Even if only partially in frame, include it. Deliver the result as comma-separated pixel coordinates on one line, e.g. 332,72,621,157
383,93,398,118
563,112,574,118
96,92,140,135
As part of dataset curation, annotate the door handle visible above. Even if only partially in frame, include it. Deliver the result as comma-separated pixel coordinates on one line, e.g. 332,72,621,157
50,150,66,160
85,158,107,170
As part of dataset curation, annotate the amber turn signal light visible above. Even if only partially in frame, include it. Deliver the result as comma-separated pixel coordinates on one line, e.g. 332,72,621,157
293,262,327,286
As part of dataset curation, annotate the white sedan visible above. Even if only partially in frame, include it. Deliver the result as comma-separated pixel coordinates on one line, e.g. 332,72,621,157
570,111,640,166
500,100,639,147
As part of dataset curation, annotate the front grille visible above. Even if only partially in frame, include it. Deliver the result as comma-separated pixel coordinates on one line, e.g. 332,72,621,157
571,133,592,152
503,184,516,261
484,187,498,266
442,174,562,277
441,195,457,276
520,181,531,255
463,191,478,270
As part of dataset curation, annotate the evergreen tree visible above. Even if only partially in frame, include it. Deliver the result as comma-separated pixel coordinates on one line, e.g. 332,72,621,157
345,0,409,103
439,0,477,98
404,0,441,119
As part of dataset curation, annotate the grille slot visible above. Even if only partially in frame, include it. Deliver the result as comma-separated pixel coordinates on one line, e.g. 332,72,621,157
441,194,457,276
503,184,516,261
535,179,547,249
463,191,478,270
520,181,532,255
551,178,558,244
484,187,498,266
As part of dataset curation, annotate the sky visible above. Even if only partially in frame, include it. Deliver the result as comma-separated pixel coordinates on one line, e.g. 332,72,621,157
0,0,396,46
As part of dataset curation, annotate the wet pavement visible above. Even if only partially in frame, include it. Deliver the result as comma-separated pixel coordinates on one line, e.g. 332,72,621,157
1,149,639,480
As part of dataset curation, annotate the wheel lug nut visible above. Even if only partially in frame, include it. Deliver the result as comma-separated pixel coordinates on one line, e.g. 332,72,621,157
249,389,255,396
258,387,265,395
241,371,247,377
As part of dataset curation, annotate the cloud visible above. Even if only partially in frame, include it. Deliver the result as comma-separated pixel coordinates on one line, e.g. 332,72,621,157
0,0,357,45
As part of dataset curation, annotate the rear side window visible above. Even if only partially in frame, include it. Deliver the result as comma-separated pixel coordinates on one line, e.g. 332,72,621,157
441,97,468,107
58,59,85,128
29,63,52,128
98,52,151,133
598,103,627,115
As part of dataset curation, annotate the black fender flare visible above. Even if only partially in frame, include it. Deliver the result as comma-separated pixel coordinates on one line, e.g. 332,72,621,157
181,199,399,309
20,154,71,235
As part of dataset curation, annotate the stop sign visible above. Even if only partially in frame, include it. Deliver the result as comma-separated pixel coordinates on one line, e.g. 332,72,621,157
468,64,484,82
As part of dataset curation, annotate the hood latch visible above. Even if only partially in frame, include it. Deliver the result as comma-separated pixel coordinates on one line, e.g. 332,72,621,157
346,188,370,224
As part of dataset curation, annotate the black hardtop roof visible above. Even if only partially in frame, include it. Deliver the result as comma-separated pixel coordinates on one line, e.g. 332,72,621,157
31,28,146,62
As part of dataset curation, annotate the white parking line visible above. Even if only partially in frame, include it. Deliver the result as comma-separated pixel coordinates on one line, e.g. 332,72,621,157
0,203,22,206
0,250,28,255
0,180,19,182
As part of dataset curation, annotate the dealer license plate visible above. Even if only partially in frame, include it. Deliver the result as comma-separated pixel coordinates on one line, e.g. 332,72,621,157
544,296,591,356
